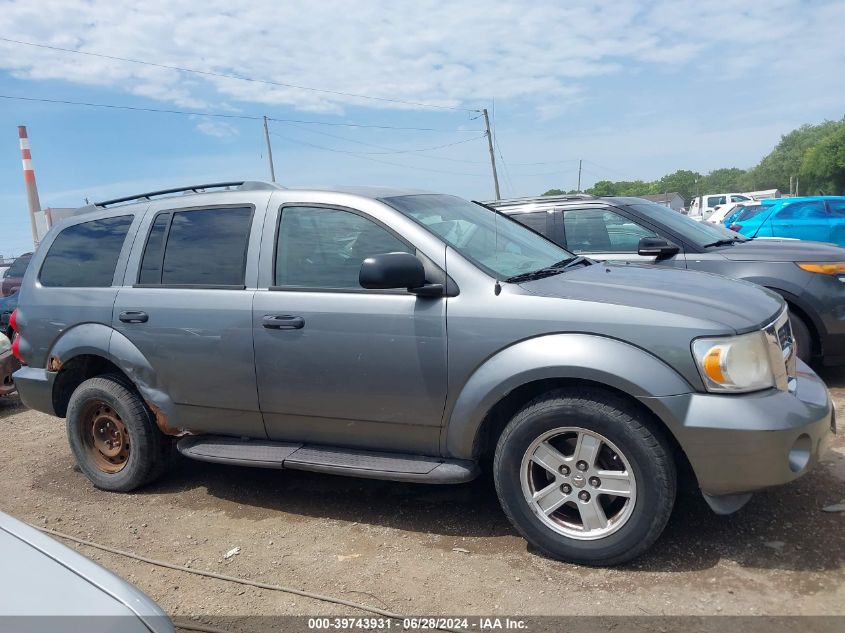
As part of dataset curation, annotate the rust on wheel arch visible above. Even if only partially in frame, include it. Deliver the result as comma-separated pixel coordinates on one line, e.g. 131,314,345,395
145,400,193,437
47,355,62,372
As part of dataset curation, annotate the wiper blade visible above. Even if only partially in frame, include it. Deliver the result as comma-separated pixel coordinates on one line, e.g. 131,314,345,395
703,239,738,248
504,256,594,283
560,255,594,270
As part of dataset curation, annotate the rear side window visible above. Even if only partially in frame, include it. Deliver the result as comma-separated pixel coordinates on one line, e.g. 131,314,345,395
138,207,253,287
40,216,133,288
510,211,549,236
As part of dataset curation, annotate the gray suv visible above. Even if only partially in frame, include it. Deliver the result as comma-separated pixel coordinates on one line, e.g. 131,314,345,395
12,182,835,566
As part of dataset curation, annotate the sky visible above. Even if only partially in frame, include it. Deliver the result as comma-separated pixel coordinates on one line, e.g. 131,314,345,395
1,0,844,257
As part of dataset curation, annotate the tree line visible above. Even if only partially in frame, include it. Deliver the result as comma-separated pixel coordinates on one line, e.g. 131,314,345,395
543,117,845,202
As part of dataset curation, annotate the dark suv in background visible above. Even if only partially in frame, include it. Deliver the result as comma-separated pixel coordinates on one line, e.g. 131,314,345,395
1,253,32,297
490,195,845,366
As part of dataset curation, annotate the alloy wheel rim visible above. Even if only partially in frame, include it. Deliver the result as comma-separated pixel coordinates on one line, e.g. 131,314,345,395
82,401,130,474
520,427,637,540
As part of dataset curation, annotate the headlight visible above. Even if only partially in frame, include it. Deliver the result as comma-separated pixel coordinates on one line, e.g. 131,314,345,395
692,331,774,393
0,333,10,355
797,262,845,275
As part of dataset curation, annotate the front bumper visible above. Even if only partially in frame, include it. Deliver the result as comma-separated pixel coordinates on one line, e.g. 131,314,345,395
0,351,19,396
642,359,835,497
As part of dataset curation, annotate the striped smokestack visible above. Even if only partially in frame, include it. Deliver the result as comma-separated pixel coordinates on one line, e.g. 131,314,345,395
18,125,42,246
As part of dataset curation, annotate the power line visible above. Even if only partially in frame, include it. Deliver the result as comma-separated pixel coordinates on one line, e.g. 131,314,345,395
276,121,487,154
0,35,479,113
269,129,489,177
0,94,477,131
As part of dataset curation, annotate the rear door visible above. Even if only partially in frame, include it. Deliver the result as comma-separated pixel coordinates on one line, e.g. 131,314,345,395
112,199,265,437
825,200,845,246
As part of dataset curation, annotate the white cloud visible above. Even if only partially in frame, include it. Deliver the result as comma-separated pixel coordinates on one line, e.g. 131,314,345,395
194,118,239,138
0,0,842,117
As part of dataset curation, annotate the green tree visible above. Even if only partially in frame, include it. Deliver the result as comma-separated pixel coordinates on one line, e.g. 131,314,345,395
799,124,845,194
747,119,844,192
657,169,701,202
585,180,619,196
701,167,747,194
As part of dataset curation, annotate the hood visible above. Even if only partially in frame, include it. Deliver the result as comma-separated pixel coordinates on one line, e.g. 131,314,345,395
716,239,845,262
520,262,783,333
0,512,173,631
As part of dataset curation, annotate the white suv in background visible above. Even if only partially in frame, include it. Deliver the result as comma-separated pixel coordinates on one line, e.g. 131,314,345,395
688,193,752,221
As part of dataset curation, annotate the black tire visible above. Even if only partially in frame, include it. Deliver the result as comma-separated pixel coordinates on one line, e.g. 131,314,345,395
493,387,676,566
66,375,170,491
789,313,812,364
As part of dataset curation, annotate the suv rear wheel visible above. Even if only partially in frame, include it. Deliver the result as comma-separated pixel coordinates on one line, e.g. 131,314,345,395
66,375,170,492
493,388,676,566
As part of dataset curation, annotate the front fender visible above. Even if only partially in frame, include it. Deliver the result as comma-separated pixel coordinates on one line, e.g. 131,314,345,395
442,333,694,459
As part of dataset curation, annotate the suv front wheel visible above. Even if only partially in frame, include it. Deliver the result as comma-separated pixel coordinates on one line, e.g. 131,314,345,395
66,375,170,492
493,388,676,566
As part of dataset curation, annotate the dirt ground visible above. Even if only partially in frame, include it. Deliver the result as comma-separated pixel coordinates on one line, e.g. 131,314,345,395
0,369,843,629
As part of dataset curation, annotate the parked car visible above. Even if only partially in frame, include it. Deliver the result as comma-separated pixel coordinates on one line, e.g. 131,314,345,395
724,196,845,246
12,181,834,566
706,200,756,225
688,193,753,220
0,510,173,632
491,194,845,365
1,252,32,297
0,333,17,396
1,290,18,339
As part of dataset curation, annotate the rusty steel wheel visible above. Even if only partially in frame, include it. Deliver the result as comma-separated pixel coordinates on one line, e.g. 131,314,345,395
81,400,131,474
67,375,170,491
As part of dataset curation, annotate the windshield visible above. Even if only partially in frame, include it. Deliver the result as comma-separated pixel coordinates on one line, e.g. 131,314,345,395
383,194,572,278
627,201,747,247
735,205,765,222
6,254,31,277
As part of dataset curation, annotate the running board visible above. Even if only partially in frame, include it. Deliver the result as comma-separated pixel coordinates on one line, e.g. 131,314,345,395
176,436,479,484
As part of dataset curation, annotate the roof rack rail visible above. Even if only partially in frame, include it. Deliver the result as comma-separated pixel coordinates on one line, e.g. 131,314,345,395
93,180,283,208
489,194,596,206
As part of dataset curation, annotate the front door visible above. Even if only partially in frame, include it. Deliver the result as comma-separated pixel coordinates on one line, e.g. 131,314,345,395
768,200,831,242
561,207,687,268
253,204,448,455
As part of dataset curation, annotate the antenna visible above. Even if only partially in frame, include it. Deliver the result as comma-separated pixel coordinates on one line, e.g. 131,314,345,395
472,200,503,294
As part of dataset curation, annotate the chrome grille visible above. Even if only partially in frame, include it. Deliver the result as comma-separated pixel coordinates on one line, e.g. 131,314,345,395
764,308,796,392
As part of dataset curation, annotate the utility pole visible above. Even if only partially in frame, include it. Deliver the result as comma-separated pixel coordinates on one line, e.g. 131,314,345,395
263,115,276,183
481,108,501,200
577,159,582,193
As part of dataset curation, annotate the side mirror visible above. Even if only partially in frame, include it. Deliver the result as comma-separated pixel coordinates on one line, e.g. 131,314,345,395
638,236,680,258
359,252,442,296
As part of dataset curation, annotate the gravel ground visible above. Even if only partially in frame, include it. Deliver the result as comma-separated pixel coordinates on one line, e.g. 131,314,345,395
0,369,842,629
